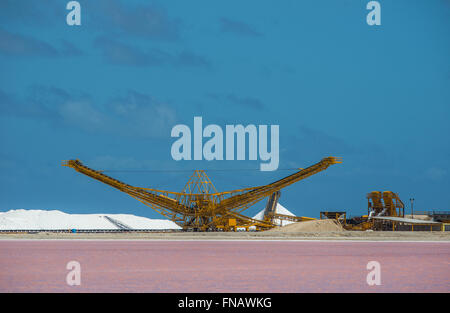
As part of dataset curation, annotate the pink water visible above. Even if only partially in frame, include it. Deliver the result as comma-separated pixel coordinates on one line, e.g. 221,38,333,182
0,240,448,292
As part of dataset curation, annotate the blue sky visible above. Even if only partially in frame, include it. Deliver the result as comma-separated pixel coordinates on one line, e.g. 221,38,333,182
0,0,449,219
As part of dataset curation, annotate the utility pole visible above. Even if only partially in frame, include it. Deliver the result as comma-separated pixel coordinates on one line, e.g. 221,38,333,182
410,198,415,219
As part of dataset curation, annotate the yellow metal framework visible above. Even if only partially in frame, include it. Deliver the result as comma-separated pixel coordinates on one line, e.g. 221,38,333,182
62,156,342,231
367,191,405,217
344,191,406,231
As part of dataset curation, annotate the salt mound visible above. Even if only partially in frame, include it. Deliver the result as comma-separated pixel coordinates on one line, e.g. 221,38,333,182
267,219,344,233
0,209,181,230
253,203,296,226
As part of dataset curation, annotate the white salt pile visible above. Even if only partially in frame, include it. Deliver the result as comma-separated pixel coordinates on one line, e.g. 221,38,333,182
253,203,297,226
0,209,181,230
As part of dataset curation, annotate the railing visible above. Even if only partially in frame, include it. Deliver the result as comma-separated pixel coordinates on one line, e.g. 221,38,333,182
431,210,450,215
412,210,431,216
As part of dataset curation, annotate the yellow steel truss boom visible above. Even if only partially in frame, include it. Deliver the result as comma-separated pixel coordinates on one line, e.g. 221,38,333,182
62,156,342,230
